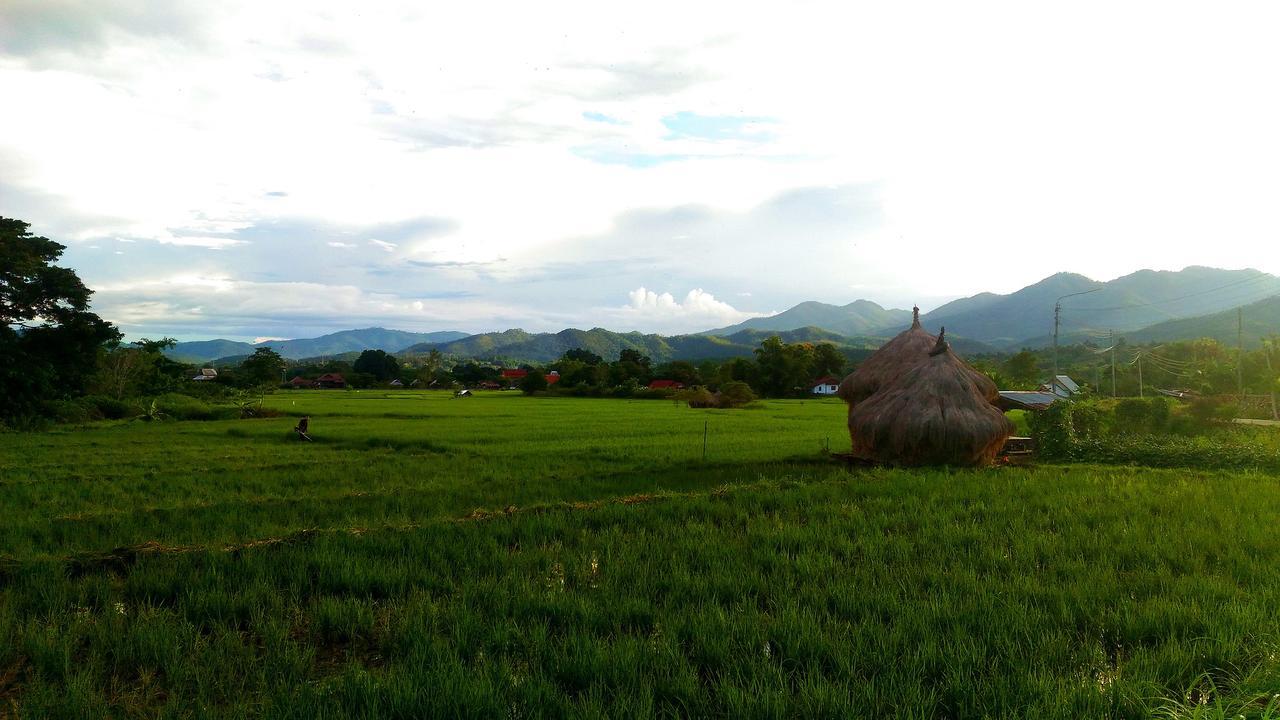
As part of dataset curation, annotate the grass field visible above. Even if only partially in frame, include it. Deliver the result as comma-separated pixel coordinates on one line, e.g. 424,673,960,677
3,391,1280,718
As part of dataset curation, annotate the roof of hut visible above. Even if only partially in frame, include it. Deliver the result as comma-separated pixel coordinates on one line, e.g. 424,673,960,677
846,329,1012,467
837,306,937,405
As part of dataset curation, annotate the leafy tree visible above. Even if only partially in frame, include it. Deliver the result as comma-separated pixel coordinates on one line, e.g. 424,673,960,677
754,336,815,397
520,369,548,395
618,348,651,368
563,348,604,365
92,337,185,399
1,217,120,422
451,362,499,386
652,360,701,386
810,343,846,378
353,349,400,382
239,347,286,387
1003,350,1040,388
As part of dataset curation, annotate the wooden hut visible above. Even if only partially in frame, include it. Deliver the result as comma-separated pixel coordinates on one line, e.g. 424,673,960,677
847,329,1012,466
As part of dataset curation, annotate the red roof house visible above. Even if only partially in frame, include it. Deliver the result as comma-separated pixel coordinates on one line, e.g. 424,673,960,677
500,369,528,380
648,379,685,390
289,376,312,388
315,372,346,389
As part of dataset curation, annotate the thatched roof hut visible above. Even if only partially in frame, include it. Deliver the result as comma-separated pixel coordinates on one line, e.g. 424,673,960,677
847,329,1012,466
837,306,936,406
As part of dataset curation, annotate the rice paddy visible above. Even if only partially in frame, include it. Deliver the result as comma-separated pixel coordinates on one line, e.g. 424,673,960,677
3,391,1280,718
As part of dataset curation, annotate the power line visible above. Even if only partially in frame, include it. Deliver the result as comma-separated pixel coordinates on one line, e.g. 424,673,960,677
1067,272,1275,313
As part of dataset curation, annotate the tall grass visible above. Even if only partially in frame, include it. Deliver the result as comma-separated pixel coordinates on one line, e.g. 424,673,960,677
3,392,1280,717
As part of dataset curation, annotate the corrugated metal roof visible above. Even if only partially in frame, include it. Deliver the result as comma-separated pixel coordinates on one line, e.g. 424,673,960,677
998,390,1060,410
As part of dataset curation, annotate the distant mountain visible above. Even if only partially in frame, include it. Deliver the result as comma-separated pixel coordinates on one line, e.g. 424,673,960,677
705,300,911,337
166,339,257,364
1121,294,1280,348
891,267,1280,349
405,326,901,364
168,327,470,362
256,328,470,358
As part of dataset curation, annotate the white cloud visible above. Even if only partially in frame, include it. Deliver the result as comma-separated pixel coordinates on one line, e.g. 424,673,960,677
600,287,764,334
157,236,248,250
2,1,1279,338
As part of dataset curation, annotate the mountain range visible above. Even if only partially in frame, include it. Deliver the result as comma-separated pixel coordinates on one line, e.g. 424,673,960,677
165,266,1280,364
706,300,912,337
167,328,469,363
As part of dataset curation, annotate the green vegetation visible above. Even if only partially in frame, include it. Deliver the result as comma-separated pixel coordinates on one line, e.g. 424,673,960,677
5,392,1280,717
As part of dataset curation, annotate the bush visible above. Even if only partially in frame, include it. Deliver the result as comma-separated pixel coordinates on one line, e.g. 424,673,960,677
682,387,718,408
82,395,140,420
43,400,94,424
1028,401,1076,459
718,381,757,408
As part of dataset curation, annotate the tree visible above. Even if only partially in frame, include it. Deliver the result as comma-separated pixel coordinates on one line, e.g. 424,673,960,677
754,336,815,397
1003,350,1040,388
353,349,400,382
618,348,651,368
653,360,701,386
239,347,286,387
563,348,603,366
520,369,548,394
92,338,184,399
1,217,120,421
810,343,845,378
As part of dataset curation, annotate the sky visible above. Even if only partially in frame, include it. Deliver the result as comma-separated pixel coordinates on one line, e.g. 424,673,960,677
3,1,1279,341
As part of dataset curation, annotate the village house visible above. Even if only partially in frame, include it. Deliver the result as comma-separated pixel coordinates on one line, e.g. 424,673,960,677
809,376,841,395
314,372,346,389
648,379,685,390
191,368,218,381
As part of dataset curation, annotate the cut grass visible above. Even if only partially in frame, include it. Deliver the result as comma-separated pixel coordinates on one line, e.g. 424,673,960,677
3,391,1280,717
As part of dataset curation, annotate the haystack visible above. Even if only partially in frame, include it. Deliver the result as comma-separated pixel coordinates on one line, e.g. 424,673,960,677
837,306,936,406
847,329,1012,466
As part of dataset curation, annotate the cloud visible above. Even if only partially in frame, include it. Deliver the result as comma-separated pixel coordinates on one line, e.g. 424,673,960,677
157,236,249,250
327,241,357,249
599,287,764,334
0,0,208,63
368,239,397,252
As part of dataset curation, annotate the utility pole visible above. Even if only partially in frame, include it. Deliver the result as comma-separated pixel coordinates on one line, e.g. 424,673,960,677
1110,330,1117,398
1265,336,1278,421
1237,308,1245,398
1053,288,1102,382
1137,351,1144,398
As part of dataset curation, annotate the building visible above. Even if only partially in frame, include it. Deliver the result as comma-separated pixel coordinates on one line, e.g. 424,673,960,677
500,369,528,382
809,376,840,395
996,390,1061,411
998,375,1079,411
1040,375,1080,398
289,376,312,388
648,379,685,390
389,379,404,387
191,368,218,381
314,372,346,389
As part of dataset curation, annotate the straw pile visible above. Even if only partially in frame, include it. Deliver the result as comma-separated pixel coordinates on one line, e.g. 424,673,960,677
847,329,1013,466
837,307,935,406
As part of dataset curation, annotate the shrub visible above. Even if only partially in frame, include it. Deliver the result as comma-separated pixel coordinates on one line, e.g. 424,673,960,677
43,400,93,425
1028,401,1076,459
82,395,140,420
718,381,757,409
682,387,718,408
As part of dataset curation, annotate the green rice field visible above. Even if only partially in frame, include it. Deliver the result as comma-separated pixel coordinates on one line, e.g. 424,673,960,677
3,391,1280,718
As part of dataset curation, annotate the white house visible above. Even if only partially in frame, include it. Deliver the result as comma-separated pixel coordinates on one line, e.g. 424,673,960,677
810,376,841,395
